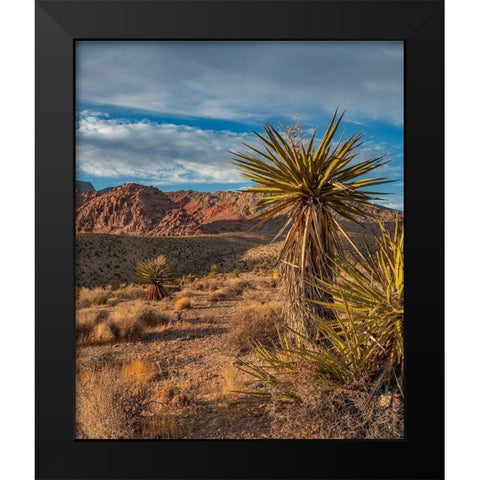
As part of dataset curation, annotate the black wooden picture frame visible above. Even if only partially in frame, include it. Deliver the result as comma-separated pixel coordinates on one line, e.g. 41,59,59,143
36,1,444,479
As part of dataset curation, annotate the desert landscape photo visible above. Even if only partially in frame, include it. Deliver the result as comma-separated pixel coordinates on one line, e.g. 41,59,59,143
75,41,404,439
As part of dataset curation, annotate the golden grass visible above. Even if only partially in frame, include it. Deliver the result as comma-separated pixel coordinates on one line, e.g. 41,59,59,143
228,301,283,354
77,287,112,308
135,303,172,327
108,311,145,341
113,284,145,300
76,364,156,439
76,300,176,346
208,291,228,304
76,309,109,344
173,297,192,310
122,359,157,383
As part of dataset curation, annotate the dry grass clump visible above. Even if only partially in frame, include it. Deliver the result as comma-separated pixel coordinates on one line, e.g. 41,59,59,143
77,287,112,308
224,279,249,297
122,359,157,383
135,304,172,327
113,284,145,300
76,364,156,439
76,309,109,344
108,309,145,341
76,302,173,346
173,297,192,310
111,302,174,341
91,322,117,342
265,378,404,439
228,301,283,354
208,291,228,304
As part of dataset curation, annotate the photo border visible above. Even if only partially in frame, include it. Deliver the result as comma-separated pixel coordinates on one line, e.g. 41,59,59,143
36,1,444,479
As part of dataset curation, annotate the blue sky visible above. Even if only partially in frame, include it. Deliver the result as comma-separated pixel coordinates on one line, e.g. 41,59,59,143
76,41,403,209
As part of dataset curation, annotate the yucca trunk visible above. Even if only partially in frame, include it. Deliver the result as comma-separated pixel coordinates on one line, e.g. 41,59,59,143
145,282,171,301
279,200,337,339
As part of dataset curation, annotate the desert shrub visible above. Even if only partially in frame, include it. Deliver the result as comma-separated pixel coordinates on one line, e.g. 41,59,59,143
121,359,157,383
225,279,249,297
76,364,156,439
173,297,192,310
135,305,172,327
113,284,145,300
76,309,109,344
108,310,145,341
228,302,283,353
77,287,112,308
208,291,228,304
91,322,117,342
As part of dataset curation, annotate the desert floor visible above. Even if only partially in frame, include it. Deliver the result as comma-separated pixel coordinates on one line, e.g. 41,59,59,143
76,271,284,439
76,233,403,440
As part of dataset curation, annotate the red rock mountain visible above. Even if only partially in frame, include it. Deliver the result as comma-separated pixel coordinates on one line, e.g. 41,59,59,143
76,183,402,237
164,190,283,233
76,183,203,236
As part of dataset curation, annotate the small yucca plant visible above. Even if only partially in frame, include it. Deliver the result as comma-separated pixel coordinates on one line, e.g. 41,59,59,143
232,109,390,338
134,255,175,300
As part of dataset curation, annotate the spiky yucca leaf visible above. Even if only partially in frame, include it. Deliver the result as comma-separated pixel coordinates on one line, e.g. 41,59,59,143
239,219,404,403
313,218,404,392
135,255,175,300
232,110,391,338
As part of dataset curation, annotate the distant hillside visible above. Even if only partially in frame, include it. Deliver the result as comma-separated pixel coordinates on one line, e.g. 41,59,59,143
76,182,402,237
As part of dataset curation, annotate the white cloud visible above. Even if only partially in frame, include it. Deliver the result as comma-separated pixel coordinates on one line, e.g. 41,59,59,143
76,113,255,184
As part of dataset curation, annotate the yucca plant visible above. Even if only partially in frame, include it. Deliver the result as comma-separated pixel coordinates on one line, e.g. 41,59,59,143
239,218,404,402
314,218,404,392
232,109,391,338
134,255,175,300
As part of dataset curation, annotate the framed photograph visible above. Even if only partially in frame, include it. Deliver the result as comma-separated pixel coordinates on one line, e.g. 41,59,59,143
36,1,444,479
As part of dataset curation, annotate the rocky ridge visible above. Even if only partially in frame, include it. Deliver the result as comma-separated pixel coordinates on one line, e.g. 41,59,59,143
76,183,402,237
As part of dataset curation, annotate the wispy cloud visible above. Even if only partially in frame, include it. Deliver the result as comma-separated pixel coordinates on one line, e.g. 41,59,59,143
77,41,404,127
